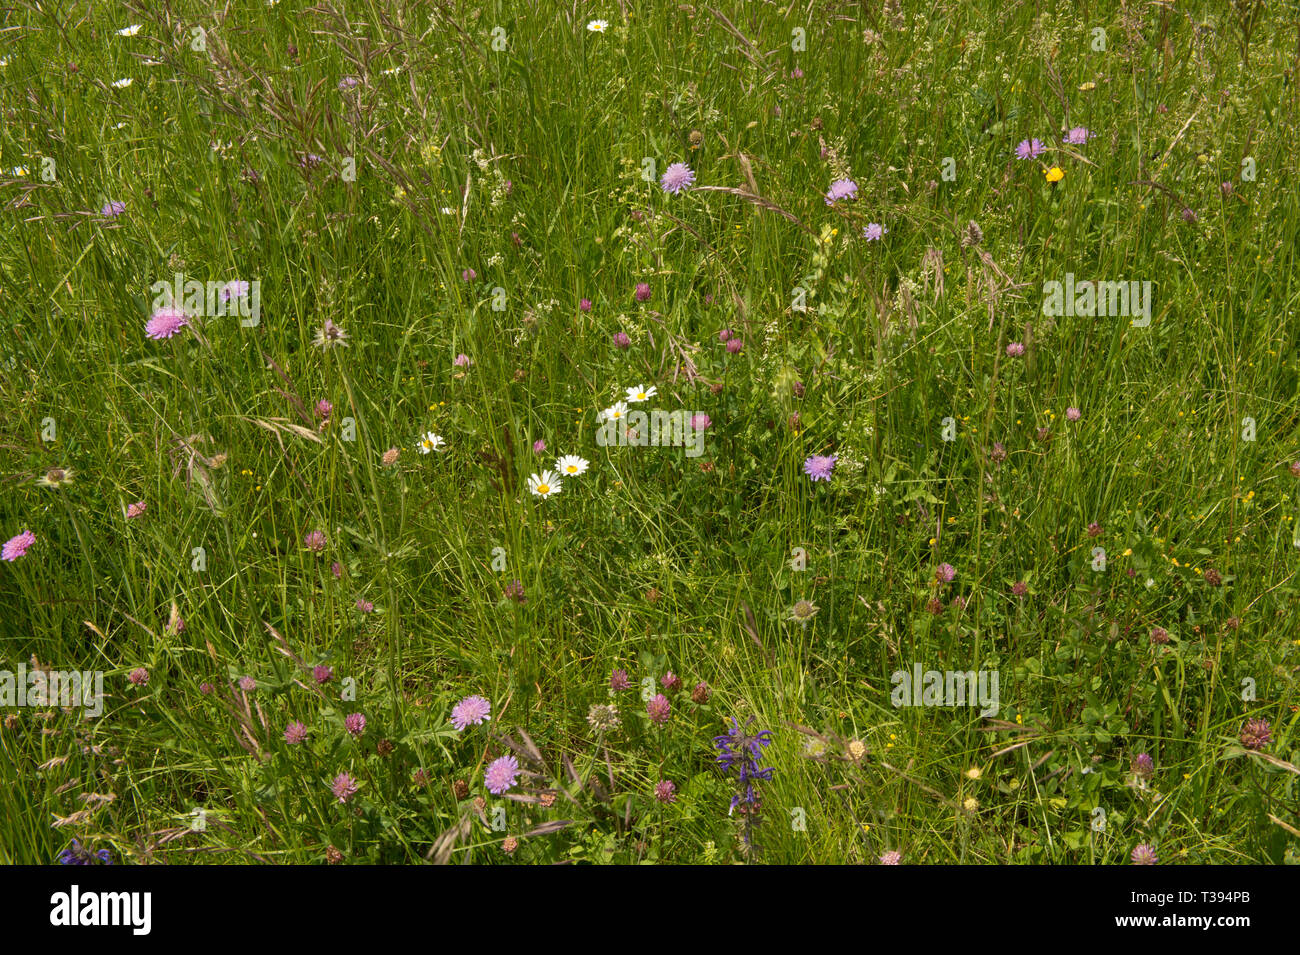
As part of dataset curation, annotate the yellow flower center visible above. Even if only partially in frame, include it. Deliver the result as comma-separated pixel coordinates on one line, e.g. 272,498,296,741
536,484,550,495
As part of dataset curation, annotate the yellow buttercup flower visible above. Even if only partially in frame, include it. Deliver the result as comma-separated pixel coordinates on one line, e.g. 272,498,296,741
1045,166,1065,183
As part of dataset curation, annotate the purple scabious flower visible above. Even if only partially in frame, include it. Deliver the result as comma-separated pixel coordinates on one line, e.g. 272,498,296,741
803,454,836,482
1015,138,1045,160
451,695,491,731
825,178,858,205
2,530,36,561
344,712,366,738
145,307,190,340
484,754,520,794
331,772,359,803
610,669,632,691
1063,127,1093,145
935,563,957,584
1130,844,1158,865
647,693,671,724
101,200,126,218
660,162,695,195
57,840,113,865
862,222,887,241
879,850,902,865
284,721,308,744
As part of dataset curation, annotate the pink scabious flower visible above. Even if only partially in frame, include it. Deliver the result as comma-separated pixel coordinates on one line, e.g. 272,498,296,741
128,667,149,686
646,693,671,724
725,337,743,353
862,222,887,241
101,200,126,217
1015,138,1045,160
145,307,189,340
1066,406,1081,421
355,598,374,613
1130,844,1158,865
879,850,902,865
313,665,334,684
1062,127,1093,145
690,413,712,430
451,695,491,731
304,530,326,553
659,162,695,195
610,669,632,691
331,772,359,803
935,563,957,584
1006,341,1025,357
2,530,36,561
654,780,677,803
634,282,651,302
338,75,360,91
579,298,592,313
484,754,520,794
453,353,471,367
284,721,308,744
825,178,858,205
612,331,631,349
126,501,147,519
345,712,366,738
803,454,836,482
220,280,250,303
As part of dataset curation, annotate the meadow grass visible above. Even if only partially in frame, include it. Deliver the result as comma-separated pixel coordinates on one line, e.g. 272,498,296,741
1,0,1298,865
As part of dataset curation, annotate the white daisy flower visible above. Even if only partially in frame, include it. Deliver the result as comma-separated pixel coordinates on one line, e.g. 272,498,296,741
601,401,629,422
111,78,133,88
586,19,609,32
417,432,445,454
528,470,562,498
556,455,589,477
11,166,28,177
118,24,142,36
624,384,657,403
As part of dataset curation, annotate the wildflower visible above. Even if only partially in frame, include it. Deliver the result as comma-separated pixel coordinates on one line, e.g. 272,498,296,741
646,693,671,724
634,282,651,302
1011,581,1028,596
556,455,589,477
600,401,629,423
1150,627,1170,645
610,669,632,691
725,337,743,353
660,672,682,692
451,695,491,730
110,79,132,89
862,222,887,241
145,308,189,340
713,717,775,846
504,579,526,603
453,353,471,367
1087,522,1102,538
612,331,630,348
345,713,366,738
313,665,334,684
718,329,732,342
101,200,127,216
338,75,360,91
532,439,546,454
304,530,327,552
324,846,343,864
586,19,608,32
825,179,858,204
527,470,562,499
1015,138,1044,160
586,703,621,733
692,681,711,704
461,268,476,282
579,298,593,312
847,740,866,761
1045,166,1065,183
117,24,142,36
660,162,695,195
484,754,520,794
879,850,901,865
962,796,980,813
803,454,836,482
1290,461,1300,478
417,432,445,454
502,836,519,854
37,467,73,488
990,442,1007,464
1240,718,1271,750
1204,567,1222,586
239,676,256,692
935,563,957,584
690,413,712,430
2,530,35,562
654,780,677,803
312,318,349,349
315,399,333,420
284,721,308,744
382,447,400,466
1132,753,1154,780
128,667,149,686
1130,844,1158,865
926,597,944,614
788,599,820,624
1066,407,1081,421
1006,341,1025,357
1063,127,1093,145
961,220,983,248
331,772,359,803
57,840,113,865
355,598,373,613
625,384,657,403
332,561,342,579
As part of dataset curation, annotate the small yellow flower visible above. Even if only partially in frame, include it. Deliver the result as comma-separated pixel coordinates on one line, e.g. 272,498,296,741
1045,166,1064,183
